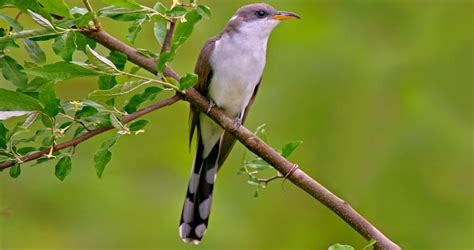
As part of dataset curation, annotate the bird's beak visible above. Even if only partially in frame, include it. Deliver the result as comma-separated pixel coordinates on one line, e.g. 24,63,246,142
273,11,301,21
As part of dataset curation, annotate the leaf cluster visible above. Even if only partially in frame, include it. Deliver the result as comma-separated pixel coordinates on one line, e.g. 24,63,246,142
0,0,208,179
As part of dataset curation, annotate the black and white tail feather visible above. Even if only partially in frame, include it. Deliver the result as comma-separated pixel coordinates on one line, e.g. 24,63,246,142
179,136,220,244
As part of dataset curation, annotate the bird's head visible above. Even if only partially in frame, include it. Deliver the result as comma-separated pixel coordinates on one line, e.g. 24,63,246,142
226,3,300,38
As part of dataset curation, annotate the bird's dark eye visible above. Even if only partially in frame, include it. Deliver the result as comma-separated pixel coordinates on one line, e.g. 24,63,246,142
255,10,267,18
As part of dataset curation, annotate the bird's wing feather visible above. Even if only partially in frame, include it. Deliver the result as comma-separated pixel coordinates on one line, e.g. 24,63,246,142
218,78,262,168
189,37,218,148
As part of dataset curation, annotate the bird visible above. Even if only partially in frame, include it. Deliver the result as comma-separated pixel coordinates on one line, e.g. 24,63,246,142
179,3,300,244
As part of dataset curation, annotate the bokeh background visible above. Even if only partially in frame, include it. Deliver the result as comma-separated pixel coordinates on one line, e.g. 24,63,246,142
1,0,472,249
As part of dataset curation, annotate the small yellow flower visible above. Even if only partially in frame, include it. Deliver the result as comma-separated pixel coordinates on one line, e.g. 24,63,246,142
70,100,83,113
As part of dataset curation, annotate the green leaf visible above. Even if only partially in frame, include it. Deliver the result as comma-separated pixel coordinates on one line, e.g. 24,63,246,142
255,124,270,144
39,83,61,117
98,6,146,21
94,150,112,178
0,123,8,149
0,89,43,120
52,31,77,61
75,11,95,27
55,156,72,181
171,10,202,54
75,106,98,119
124,86,162,113
363,239,377,250
21,112,39,128
153,16,167,46
107,51,127,71
89,80,150,100
328,244,355,250
13,128,46,146
0,13,23,31
9,164,21,178
37,0,71,18
153,2,166,13
109,114,126,131
74,32,96,52
281,141,303,158
196,4,211,19
94,135,119,178
23,61,103,81
127,18,145,44
0,55,28,88
179,73,198,90
28,10,55,30
167,6,187,17
156,51,172,74
0,29,59,42
10,0,52,21
129,119,148,132
23,39,46,64
100,0,141,9
22,77,50,93
85,45,118,74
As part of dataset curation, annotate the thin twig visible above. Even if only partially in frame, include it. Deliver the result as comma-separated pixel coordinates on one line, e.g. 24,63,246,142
160,21,176,54
0,95,181,169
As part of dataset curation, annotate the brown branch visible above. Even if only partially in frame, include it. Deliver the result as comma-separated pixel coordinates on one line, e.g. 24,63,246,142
82,29,399,250
82,29,398,250
1,25,400,249
160,21,176,54
0,95,180,169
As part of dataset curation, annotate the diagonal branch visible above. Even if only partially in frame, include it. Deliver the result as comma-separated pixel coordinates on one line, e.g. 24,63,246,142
0,26,400,249
0,95,180,169
83,29,400,249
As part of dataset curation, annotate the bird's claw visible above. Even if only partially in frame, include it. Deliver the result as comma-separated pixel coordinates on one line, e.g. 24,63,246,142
232,117,242,131
206,100,215,114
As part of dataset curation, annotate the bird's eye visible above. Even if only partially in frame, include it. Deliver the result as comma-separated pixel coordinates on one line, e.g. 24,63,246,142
255,10,267,18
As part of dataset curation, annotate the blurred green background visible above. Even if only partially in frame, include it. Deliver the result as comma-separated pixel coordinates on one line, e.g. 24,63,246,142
1,0,472,249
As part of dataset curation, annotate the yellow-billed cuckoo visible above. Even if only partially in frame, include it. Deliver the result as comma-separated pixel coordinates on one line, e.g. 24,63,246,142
179,3,300,244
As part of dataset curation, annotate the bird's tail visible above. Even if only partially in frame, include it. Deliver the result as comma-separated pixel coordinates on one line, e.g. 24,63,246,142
179,137,220,244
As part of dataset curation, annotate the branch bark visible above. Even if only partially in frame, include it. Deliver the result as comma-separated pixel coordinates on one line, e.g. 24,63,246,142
0,96,180,169
1,27,400,249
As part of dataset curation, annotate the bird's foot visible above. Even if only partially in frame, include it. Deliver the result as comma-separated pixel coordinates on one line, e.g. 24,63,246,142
232,116,242,132
206,100,215,114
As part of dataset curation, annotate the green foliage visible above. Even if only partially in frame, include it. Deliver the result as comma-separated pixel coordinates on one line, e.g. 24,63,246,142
23,62,103,81
179,73,198,90
94,134,119,178
37,0,71,18
9,164,21,178
52,32,77,61
0,0,209,183
328,244,355,250
55,156,72,181
0,56,28,88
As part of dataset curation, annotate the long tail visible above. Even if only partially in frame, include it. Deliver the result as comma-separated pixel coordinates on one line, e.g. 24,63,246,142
179,136,220,244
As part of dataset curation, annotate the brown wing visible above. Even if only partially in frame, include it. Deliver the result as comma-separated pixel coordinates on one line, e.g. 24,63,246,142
217,78,262,169
189,37,218,148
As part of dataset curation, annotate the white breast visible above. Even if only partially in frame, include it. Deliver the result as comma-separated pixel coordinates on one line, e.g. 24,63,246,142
208,22,271,117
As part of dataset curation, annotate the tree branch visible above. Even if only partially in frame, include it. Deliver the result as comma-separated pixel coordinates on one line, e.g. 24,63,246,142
0,95,180,169
84,29,400,249
1,26,400,249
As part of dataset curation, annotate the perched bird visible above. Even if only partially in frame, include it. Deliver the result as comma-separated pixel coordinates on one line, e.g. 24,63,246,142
179,3,300,244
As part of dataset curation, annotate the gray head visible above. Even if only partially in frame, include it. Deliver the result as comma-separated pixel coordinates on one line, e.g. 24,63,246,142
225,3,300,37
